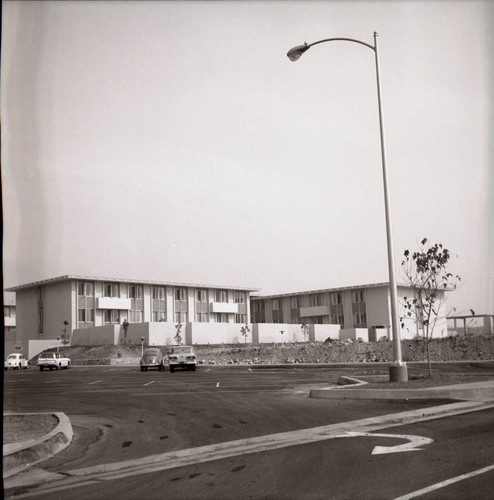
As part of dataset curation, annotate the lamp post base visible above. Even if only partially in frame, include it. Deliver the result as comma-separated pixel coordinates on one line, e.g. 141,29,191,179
389,364,408,382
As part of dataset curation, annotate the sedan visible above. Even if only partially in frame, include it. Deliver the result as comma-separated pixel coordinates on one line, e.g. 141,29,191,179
140,347,165,371
5,353,29,370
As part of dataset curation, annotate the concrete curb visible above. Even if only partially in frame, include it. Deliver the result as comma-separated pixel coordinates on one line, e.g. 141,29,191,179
3,412,73,479
310,379,494,401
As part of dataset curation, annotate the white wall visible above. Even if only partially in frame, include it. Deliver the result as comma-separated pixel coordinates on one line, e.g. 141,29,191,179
340,328,370,342
313,324,340,342
188,323,249,345
28,340,63,360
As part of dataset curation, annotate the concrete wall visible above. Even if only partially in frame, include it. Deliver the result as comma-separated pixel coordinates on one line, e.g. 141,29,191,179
251,323,339,344
186,323,250,345
340,328,370,342
28,340,64,360
313,324,340,342
149,322,177,346
72,325,120,346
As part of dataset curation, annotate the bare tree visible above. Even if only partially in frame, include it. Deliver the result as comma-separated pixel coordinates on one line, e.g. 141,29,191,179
174,323,183,345
301,322,309,342
401,238,461,377
240,324,250,344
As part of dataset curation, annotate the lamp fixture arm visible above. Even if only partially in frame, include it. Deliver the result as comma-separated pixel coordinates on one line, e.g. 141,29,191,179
308,37,375,52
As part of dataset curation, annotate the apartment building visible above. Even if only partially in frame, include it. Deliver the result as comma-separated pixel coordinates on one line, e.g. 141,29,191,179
250,282,450,340
6,275,256,349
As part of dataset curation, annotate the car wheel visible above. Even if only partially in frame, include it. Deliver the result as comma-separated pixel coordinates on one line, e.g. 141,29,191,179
191,365,196,371
40,366,44,371
140,366,144,372
170,366,175,373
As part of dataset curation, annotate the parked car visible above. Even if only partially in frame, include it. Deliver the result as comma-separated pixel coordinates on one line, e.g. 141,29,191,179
167,345,197,372
37,351,71,371
140,347,165,371
4,353,29,370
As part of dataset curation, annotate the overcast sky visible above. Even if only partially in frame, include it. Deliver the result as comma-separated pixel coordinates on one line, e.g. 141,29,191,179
2,0,493,315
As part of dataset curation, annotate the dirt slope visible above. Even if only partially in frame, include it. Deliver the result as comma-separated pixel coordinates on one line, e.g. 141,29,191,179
49,336,494,365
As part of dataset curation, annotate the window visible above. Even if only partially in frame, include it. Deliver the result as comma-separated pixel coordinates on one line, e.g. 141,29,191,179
215,313,228,323
331,292,342,305
215,290,228,303
331,314,344,325
235,313,246,324
129,285,142,299
310,294,322,307
78,282,93,296
152,286,166,322
152,311,166,322
351,290,366,327
234,291,245,303
104,283,119,298
175,311,187,323
152,286,166,300
195,289,209,322
272,299,280,310
290,296,300,308
104,310,120,324
353,312,367,327
174,288,188,323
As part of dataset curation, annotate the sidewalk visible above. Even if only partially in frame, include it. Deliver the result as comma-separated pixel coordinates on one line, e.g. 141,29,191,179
3,412,73,479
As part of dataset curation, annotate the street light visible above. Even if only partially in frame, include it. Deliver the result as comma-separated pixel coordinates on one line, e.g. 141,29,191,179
287,32,407,382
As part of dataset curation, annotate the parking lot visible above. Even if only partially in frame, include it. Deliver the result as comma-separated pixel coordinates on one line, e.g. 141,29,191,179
4,365,494,499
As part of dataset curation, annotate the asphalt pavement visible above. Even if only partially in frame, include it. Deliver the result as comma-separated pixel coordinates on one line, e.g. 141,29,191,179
4,366,493,480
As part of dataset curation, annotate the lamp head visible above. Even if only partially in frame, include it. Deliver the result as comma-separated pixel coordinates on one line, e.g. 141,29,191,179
287,43,310,61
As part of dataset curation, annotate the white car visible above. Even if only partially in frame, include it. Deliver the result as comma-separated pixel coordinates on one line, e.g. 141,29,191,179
167,345,197,372
4,353,29,370
37,351,71,371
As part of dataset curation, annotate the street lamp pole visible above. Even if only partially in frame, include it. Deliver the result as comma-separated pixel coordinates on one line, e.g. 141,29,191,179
287,32,407,381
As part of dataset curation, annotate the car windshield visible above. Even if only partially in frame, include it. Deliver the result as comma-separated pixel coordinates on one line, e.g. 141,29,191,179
144,349,161,356
40,352,54,358
170,347,193,354
8,354,18,359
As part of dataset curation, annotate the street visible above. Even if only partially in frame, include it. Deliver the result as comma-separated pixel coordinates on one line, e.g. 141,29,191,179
4,365,494,499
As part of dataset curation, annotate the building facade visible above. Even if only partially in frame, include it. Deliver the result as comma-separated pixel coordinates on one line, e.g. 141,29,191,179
6,277,452,356
250,282,450,340
7,275,256,352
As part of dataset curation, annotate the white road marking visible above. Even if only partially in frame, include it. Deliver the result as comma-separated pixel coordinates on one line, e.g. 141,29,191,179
344,431,433,454
87,380,103,385
216,382,220,387
394,464,494,499
143,381,155,386
8,400,494,498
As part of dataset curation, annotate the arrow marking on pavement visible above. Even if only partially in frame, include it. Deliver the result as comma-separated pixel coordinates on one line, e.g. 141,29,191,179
343,431,434,454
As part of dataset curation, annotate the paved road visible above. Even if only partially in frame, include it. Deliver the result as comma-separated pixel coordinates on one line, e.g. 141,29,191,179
4,365,494,499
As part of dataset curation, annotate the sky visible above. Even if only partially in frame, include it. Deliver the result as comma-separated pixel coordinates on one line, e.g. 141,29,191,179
2,0,493,316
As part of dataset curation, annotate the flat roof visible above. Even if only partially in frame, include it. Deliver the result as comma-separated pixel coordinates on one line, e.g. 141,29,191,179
5,275,259,293
250,282,443,300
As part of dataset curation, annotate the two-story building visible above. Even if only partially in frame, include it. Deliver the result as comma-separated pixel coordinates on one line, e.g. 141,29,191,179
250,282,450,342
6,275,257,357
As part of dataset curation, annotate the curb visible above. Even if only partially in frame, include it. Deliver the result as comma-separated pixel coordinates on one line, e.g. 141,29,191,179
3,412,73,479
310,379,494,401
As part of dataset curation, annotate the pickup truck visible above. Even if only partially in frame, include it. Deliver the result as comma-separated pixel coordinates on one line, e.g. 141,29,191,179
37,351,71,371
